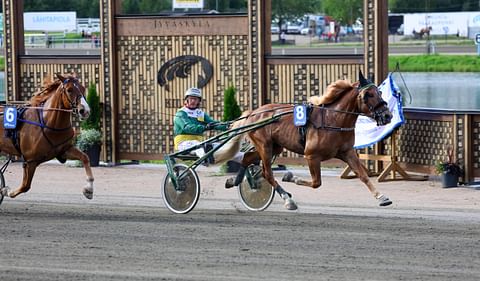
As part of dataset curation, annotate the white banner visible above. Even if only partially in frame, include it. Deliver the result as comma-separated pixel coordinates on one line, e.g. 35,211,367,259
173,0,204,9
354,74,404,149
404,11,480,36
24,12,76,32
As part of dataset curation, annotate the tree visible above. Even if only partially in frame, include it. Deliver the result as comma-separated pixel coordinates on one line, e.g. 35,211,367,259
24,0,100,17
81,83,101,131
271,0,322,40
322,0,362,26
222,85,242,122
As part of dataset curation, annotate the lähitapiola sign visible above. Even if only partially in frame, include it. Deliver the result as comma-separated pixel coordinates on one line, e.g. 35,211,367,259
24,12,76,32
173,0,204,9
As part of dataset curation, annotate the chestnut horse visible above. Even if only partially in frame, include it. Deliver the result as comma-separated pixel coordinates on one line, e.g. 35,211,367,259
0,73,94,200
221,72,393,210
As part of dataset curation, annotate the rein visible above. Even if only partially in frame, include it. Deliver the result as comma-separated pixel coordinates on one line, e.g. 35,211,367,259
217,102,369,132
18,107,73,132
0,105,73,113
310,105,356,132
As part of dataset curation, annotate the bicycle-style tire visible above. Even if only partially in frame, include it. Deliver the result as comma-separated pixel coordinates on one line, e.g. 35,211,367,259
162,164,200,214
238,165,274,211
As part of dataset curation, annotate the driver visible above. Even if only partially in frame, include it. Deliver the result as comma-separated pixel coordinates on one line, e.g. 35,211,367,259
173,87,228,163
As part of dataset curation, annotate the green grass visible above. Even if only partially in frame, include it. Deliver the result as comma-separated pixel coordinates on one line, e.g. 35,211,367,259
388,54,480,72
1,53,479,73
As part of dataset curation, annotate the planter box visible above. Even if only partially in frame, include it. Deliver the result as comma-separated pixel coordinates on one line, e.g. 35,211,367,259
441,171,458,188
85,144,101,167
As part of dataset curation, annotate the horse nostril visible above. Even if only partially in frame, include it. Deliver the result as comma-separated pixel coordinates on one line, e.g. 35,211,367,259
386,114,392,122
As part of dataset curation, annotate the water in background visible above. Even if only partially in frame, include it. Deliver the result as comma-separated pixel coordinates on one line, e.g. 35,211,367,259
0,72,479,110
392,72,480,110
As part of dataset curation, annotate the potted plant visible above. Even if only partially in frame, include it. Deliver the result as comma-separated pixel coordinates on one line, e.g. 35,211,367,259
222,85,242,172
77,82,102,166
435,146,463,188
77,128,102,166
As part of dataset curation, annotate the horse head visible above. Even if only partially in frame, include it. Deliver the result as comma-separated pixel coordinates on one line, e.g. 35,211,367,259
56,73,90,119
357,71,392,126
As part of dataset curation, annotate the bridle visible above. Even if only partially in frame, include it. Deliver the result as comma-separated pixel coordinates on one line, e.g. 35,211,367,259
358,85,390,125
61,78,84,114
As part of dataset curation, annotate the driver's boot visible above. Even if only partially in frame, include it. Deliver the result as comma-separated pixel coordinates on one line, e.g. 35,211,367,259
225,166,246,189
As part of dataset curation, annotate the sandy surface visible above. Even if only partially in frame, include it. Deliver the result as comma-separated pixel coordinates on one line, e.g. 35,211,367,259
1,161,480,280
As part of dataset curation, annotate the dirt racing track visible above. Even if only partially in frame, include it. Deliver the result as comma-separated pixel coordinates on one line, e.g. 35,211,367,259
1,161,479,280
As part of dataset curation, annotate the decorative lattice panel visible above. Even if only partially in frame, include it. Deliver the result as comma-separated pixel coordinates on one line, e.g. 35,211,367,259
249,0,260,109
115,35,250,157
472,118,480,169
19,63,101,101
397,118,454,166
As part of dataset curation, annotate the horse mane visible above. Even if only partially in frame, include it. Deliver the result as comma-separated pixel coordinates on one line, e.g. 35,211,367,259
309,80,359,105
29,76,63,106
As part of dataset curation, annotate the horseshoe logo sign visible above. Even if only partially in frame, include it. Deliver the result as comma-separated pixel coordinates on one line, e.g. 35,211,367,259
157,55,213,91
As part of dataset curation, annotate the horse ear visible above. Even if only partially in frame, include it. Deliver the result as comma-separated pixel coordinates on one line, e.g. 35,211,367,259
56,73,65,82
358,70,369,88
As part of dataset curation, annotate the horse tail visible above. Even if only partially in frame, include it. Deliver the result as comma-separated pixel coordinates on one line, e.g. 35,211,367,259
213,111,251,164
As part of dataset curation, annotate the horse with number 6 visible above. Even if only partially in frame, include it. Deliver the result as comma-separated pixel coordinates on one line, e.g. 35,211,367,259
0,73,95,202
218,71,393,210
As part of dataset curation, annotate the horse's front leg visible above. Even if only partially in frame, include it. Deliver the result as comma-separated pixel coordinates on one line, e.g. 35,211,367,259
282,155,322,188
4,162,39,198
64,147,94,199
340,149,392,207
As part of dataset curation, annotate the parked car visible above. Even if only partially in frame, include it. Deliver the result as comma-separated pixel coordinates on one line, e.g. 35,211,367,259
352,23,363,34
287,24,302,34
300,27,312,35
271,25,280,34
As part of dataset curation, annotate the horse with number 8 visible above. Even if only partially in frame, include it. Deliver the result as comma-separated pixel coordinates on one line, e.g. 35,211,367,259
0,73,95,201
220,71,394,208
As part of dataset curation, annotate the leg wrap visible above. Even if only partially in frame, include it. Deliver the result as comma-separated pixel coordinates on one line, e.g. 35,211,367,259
275,185,291,198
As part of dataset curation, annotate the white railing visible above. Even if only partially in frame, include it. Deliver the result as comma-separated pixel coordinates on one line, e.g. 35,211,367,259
25,37,101,49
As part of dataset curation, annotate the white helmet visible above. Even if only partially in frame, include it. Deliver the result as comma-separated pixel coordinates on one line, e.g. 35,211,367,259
184,87,202,100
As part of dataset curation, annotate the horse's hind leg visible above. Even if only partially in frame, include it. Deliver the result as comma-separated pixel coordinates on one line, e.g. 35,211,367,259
8,162,38,198
64,147,94,199
257,143,297,210
341,149,392,206
282,155,323,188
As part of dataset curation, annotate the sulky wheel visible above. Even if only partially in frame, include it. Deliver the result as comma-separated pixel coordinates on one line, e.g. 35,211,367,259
162,163,200,214
238,165,274,211
0,171,5,206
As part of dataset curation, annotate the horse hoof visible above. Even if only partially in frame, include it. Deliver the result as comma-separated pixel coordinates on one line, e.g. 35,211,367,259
282,171,294,182
225,177,235,189
284,197,298,210
377,194,392,207
0,187,9,197
83,188,93,200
